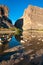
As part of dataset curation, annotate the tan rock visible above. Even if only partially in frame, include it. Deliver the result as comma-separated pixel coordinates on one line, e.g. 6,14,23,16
23,5,43,30
22,5,43,40
15,5,43,41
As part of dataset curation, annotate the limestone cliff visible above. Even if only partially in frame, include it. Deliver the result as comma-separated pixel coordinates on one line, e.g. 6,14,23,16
23,5,43,30
0,5,14,28
15,5,43,41
22,5,43,40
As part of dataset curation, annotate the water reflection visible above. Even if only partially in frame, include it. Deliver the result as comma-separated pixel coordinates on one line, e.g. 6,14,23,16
15,18,23,42
0,36,21,52
9,36,21,48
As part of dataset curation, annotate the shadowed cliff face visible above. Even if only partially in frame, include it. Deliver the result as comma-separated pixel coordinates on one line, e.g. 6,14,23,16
0,17,8,28
0,17,12,28
14,18,23,41
0,5,8,17
0,6,13,28
0,7,4,16
15,18,23,31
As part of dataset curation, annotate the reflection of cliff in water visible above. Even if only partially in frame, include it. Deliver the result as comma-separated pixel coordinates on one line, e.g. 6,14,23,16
0,41,9,52
0,36,20,52
0,6,21,53
14,18,23,41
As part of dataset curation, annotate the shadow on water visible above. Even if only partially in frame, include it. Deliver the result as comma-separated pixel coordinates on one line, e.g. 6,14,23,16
0,51,17,62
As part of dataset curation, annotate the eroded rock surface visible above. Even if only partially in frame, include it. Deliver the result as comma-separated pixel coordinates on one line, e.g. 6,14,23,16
15,5,43,41
22,5,43,40
0,5,14,28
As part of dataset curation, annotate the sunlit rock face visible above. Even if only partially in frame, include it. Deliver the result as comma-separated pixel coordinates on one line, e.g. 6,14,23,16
22,5,43,40
23,5,43,30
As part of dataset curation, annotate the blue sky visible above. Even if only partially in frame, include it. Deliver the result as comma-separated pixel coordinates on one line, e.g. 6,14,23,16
0,0,43,24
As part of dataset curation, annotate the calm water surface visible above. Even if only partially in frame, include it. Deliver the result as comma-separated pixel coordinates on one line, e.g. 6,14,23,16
9,36,21,48
0,36,22,62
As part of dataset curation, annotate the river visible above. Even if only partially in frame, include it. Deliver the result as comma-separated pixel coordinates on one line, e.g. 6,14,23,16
9,36,21,48
0,36,22,62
